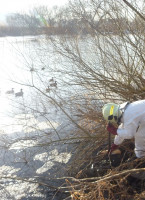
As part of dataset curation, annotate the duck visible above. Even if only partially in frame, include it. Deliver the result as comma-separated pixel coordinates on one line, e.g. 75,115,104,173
15,89,23,97
50,81,57,88
30,67,35,72
46,86,50,93
49,77,54,82
6,88,14,94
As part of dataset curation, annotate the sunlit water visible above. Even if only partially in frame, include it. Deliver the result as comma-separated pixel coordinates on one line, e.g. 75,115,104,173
0,36,61,129
0,36,76,199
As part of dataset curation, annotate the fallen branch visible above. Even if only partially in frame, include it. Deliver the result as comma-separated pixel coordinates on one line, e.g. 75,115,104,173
94,168,145,183
42,168,145,184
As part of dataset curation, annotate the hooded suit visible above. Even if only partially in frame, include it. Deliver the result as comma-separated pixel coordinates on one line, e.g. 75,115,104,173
114,100,145,158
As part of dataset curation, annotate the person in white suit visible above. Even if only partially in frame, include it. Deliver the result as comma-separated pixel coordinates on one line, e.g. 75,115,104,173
102,100,145,158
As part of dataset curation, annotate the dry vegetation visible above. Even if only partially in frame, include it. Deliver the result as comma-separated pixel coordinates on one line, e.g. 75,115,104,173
46,0,145,199
3,0,145,199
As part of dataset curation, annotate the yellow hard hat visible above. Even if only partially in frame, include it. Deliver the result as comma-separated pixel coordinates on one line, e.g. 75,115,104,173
102,103,122,124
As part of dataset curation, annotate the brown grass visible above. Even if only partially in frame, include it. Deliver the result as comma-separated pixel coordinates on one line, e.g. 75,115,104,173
64,108,145,200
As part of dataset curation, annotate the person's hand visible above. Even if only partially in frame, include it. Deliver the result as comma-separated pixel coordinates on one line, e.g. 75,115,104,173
108,143,119,154
107,123,117,135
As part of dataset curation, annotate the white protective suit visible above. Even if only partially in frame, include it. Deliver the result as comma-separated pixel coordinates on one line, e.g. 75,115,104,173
114,100,145,158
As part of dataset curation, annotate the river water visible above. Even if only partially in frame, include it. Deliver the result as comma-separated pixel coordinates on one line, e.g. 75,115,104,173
0,35,80,199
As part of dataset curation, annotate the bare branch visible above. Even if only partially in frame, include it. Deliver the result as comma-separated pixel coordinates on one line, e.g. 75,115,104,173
122,0,145,21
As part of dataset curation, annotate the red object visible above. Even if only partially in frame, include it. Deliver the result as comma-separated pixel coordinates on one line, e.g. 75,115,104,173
108,143,119,154
107,123,118,135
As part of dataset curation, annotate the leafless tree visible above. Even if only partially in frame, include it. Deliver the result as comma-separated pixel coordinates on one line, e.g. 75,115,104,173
1,0,145,199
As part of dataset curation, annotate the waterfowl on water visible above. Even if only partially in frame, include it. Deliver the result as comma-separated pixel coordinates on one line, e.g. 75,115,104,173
49,77,54,82
50,81,57,88
6,88,14,94
15,89,23,97
46,86,50,93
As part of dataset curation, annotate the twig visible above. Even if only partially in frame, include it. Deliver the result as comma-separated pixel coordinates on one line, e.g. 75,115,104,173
122,0,145,21
0,176,59,190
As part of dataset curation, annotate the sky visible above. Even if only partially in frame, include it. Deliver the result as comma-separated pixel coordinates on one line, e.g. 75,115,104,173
0,0,68,14
0,0,68,23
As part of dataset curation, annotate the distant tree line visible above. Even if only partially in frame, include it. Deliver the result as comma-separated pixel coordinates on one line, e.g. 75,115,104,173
0,3,144,37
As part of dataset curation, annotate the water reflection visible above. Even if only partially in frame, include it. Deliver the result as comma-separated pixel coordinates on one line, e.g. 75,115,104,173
34,149,71,174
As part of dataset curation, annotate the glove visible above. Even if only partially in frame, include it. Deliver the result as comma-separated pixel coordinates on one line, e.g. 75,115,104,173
108,143,119,154
107,123,117,135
